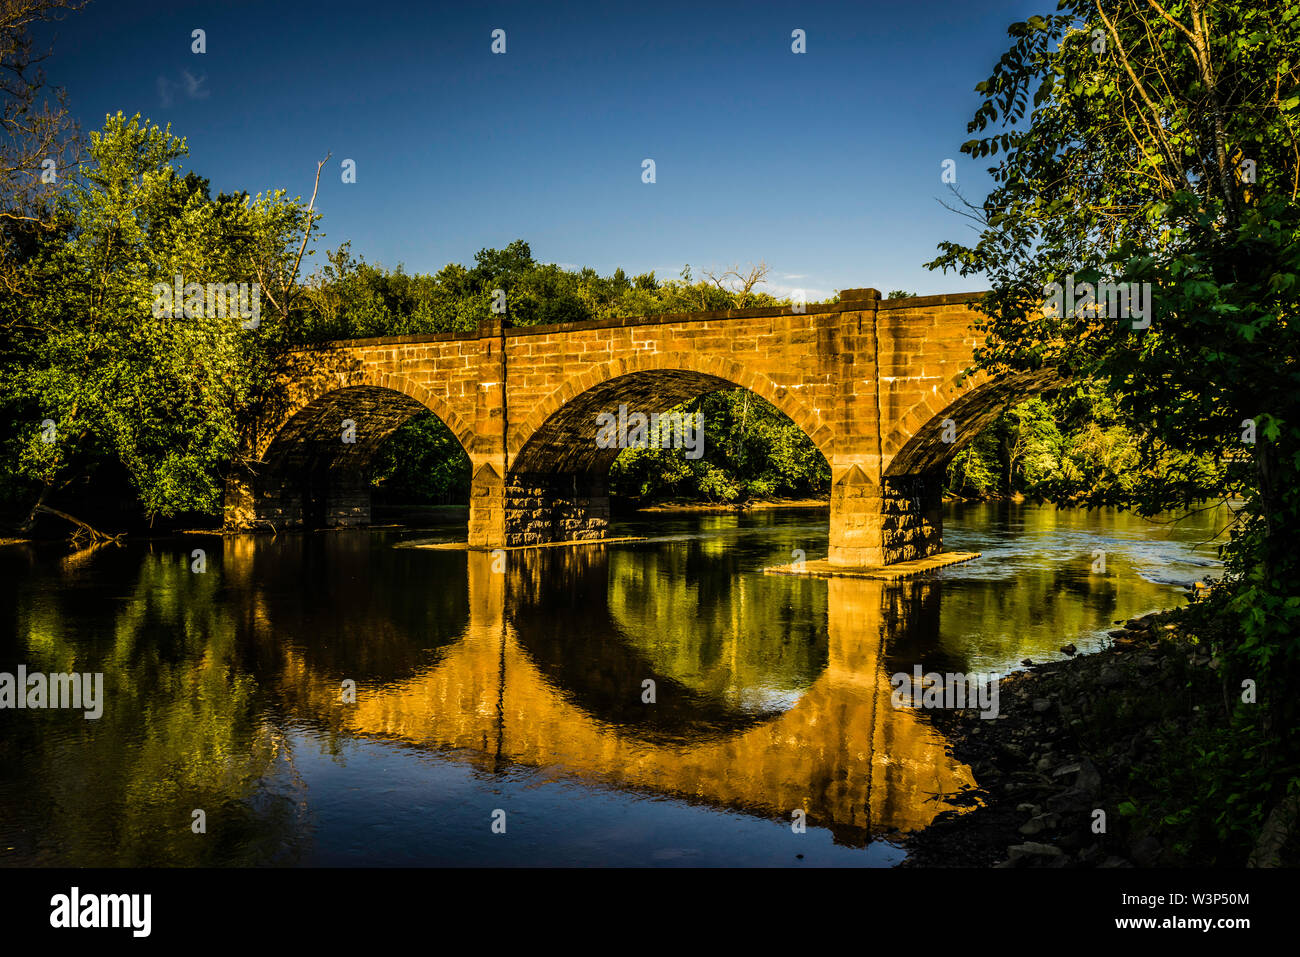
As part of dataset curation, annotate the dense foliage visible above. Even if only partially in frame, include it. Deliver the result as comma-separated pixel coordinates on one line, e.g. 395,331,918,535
297,239,782,343
948,384,1223,504
608,390,831,503
1,114,316,524
928,0,1300,859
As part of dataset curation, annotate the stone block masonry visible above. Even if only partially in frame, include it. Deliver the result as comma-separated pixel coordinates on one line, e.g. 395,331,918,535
224,288,1061,567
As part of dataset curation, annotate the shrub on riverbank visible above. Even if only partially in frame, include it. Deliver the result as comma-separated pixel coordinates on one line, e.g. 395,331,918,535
1118,598,1300,866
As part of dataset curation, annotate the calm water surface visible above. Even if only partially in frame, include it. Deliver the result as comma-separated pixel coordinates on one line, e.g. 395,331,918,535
0,502,1225,866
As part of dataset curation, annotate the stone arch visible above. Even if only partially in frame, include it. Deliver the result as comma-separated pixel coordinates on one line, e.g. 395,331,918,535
227,369,474,530
508,352,831,471
499,355,831,547
882,366,1065,477
254,367,474,462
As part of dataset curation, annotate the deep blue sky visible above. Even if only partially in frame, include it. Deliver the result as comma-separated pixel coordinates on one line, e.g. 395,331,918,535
39,0,1046,299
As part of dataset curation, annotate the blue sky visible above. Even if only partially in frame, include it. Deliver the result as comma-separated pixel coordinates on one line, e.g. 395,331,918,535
39,0,1048,299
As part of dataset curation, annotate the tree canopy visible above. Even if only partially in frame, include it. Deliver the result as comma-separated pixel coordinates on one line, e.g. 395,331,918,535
928,0,1300,855
1,113,319,523
928,1,1300,666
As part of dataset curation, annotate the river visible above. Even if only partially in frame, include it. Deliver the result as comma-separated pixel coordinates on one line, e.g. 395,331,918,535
0,502,1226,866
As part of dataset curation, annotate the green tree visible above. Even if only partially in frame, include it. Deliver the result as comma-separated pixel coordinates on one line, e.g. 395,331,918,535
928,2,1300,660
928,1,1300,855
0,0,84,295
2,112,318,526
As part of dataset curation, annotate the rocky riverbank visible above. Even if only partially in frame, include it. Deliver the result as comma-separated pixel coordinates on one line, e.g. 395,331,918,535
900,607,1231,868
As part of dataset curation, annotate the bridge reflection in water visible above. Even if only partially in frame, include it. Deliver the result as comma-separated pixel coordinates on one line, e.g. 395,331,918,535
230,540,978,847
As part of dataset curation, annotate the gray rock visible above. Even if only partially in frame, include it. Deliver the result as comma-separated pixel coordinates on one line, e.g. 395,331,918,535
1047,787,1090,813
1098,664,1124,687
1131,835,1163,867
1019,813,1061,836
1074,757,1102,795
1058,831,1085,851
1008,842,1065,863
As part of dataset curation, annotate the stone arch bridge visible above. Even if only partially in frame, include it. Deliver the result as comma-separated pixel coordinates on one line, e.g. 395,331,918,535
224,288,1057,566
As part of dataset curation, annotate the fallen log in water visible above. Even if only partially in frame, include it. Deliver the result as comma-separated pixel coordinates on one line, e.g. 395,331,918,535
34,505,124,546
